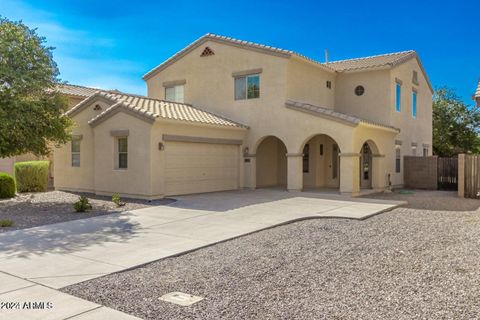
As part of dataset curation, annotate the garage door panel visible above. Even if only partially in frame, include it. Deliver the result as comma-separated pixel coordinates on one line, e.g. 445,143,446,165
165,142,239,196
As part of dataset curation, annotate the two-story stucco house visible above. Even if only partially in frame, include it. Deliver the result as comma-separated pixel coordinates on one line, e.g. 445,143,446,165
54,34,433,199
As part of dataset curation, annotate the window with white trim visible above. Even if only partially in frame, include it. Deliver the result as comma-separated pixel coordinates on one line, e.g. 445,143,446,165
235,74,260,100
165,85,184,103
71,139,80,167
117,137,128,169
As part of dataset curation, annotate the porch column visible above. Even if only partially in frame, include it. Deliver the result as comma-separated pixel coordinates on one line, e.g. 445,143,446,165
372,154,386,189
244,154,256,190
339,153,360,196
287,153,303,192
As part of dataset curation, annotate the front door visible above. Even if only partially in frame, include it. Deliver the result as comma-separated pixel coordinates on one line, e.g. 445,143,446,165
360,143,372,189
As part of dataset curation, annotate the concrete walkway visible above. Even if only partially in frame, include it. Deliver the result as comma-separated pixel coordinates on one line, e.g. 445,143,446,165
0,189,404,319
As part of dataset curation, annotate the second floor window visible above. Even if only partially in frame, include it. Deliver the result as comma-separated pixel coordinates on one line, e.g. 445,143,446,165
412,90,417,118
235,74,260,100
395,82,401,112
165,85,184,103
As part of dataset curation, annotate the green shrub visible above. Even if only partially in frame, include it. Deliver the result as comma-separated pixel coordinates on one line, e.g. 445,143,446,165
0,173,16,199
74,196,92,212
15,161,49,192
0,219,14,227
112,193,125,207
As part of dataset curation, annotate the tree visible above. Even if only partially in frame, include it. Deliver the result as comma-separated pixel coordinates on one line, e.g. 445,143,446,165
433,87,480,157
0,17,72,158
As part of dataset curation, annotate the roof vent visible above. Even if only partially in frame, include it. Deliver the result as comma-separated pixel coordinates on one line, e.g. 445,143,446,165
200,47,215,57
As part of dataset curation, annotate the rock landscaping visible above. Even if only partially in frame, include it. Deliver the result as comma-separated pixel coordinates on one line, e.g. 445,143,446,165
0,191,173,232
62,191,480,320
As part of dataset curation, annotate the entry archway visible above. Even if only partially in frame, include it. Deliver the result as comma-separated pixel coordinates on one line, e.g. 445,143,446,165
255,136,287,188
359,140,380,189
299,134,341,190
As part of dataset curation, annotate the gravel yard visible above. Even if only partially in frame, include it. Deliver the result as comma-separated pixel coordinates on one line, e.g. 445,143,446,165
63,192,480,320
0,191,172,232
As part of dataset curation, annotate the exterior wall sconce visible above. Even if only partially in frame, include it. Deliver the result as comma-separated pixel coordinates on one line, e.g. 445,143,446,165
158,142,165,151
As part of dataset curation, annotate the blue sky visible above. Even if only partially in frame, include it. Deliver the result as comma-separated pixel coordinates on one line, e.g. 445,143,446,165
1,0,478,104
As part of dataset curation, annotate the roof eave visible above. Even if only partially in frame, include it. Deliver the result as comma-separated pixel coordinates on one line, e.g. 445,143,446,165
291,55,336,74
88,102,156,128
142,34,292,81
155,117,249,130
358,121,400,134
65,91,113,117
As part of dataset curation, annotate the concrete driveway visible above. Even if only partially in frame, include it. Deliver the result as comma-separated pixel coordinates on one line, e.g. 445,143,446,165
0,189,403,319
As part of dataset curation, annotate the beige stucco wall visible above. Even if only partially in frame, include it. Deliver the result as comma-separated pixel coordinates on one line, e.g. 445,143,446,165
334,69,391,124
54,99,109,192
255,136,287,187
92,112,153,198
389,58,433,186
286,58,335,108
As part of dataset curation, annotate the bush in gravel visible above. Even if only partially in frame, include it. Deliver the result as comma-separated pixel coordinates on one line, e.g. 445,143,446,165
0,219,14,227
74,196,92,212
0,173,16,198
112,193,125,207
15,161,50,192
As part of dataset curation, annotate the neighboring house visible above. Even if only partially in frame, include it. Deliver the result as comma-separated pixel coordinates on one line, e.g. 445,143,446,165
54,34,433,199
474,80,480,107
0,84,98,176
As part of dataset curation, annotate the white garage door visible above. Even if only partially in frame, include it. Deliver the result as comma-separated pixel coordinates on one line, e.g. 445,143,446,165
165,142,239,196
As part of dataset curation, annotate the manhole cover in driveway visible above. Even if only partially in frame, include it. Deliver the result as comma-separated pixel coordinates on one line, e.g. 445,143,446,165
159,292,204,306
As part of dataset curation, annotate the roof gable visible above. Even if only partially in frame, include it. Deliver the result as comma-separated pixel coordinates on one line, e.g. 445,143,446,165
325,51,433,93
142,33,334,80
67,91,247,129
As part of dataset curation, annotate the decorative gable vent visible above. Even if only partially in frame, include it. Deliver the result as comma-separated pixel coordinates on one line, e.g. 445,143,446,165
200,47,214,57
93,104,102,111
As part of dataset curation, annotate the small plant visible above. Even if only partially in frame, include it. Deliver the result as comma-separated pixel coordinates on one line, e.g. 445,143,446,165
0,219,14,228
112,193,126,207
73,196,92,212
0,173,16,199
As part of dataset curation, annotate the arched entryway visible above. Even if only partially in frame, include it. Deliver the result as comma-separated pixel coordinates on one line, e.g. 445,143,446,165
255,136,287,189
300,134,341,190
359,140,379,189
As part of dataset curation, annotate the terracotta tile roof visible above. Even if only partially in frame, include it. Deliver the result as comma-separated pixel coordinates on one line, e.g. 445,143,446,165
142,33,432,93
55,84,103,98
143,33,335,80
285,100,400,132
68,91,247,129
324,50,417,72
